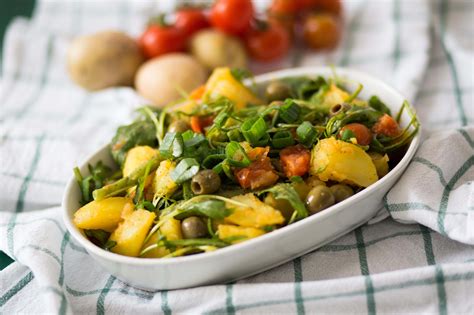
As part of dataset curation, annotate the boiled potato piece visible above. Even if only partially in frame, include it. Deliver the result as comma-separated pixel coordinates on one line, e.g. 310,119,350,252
218,225,265,244
205,68,262,109
74,197,134,232
123,146,158,177
369,152,390,178
310,137,378,187
142,218,183,258
67,31,143,91
109,209,156,257
224,194,284,228
153,160,178,197
135,53,207,108
320,84,349,109
190,29,247,70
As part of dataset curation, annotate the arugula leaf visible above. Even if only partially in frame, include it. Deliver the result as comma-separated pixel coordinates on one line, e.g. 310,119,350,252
174,200,232,220
84,229,116,251
74,161,114,205
261,183,308,221
230,68,252,82
369,96,392,115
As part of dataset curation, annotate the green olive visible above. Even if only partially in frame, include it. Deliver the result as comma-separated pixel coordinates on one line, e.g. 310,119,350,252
265,81,291,102
329,184,354,203
292,181,311,200
191,170,221,195
181,216,208,239
305,185,335,214
168,120,190,133
306,176,326,188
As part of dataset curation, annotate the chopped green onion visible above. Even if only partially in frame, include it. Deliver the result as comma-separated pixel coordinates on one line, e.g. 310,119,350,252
202,153,226,169
225,141,251,167
170,158,200,184
297,121,318,146
341,129,356,141
272,131,295,149
227,129,244,142
279,99,301,123
159,132,184,159
184,133,207,148
241,116,268,145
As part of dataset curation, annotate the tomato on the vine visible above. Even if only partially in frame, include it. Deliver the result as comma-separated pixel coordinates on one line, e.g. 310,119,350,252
139,24,186,59
175,8,209,36
303,13,341,50
245,22,290,62
315,0,342,16
210,0,254,35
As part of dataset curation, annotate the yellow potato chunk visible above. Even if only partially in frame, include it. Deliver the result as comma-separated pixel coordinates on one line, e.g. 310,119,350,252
310,137,378,187
205,68,262,109
218,225,265,244
123,146,158,177
153,160,178,197
74,197,134,232
142,218,183,258
224,194,284,228
321,84,350,109
109,209,156,257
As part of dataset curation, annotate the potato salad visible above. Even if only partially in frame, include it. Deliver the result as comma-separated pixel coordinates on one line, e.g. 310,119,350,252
73,67,419,258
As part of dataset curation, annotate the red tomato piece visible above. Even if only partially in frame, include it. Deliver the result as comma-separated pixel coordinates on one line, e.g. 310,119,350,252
190,115,214,133
340,123,373,146
279,144,311,178
234,157,279,190
372,114,401,137
210,0,254,35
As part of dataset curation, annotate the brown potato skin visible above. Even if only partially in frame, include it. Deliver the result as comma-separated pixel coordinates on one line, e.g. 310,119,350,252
67,31,144,91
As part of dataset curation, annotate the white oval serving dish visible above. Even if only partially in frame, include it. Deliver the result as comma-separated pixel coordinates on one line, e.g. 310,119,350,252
62,67,421,290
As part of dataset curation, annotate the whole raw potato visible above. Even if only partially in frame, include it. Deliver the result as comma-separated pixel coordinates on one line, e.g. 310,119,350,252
67,31,144,91
190,29,247,70
135,54,207,107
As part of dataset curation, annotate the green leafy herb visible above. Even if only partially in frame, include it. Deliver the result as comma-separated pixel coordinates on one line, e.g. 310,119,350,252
369,96,391,115
84,229,116,251
261,183,308,221
174,199,231,220
341,129,356,141
230,68,252,82
74,161,114,205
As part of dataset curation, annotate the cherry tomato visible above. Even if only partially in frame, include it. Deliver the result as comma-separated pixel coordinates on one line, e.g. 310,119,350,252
139,25,186,59
372,114,400,137
210,0,254,35
269,0,299,15
303,13,341,50
175,8,209,36
245,22,290,61
296,0,319,10
340,123,373,146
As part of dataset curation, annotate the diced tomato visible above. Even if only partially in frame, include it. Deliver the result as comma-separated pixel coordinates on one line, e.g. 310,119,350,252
372,114,400,137
190,115,214,133
246,146,270,161
235,156,279,190
189,85,206,101
279,144,311,178
340,123,372,146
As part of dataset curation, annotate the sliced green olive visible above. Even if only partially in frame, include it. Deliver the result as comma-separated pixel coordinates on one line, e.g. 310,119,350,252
329,184,354,203
191,170,221,195
265,81,291,102
181,216,208,239
305,185,335,214
168,120,190,133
